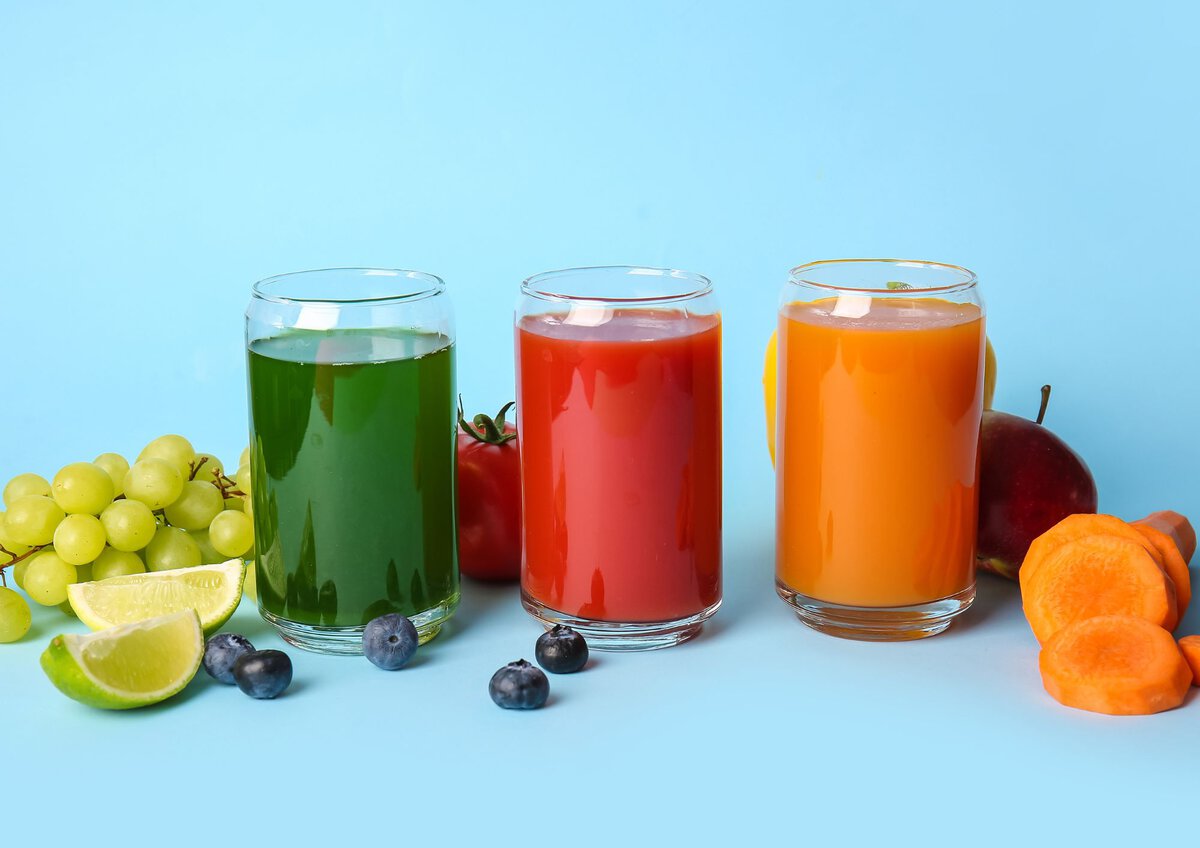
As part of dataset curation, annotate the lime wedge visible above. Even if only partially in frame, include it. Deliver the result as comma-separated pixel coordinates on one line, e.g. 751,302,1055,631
67,559,245,634
40,610,203,710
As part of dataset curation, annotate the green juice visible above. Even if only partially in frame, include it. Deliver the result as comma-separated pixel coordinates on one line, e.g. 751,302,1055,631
247,328,459,638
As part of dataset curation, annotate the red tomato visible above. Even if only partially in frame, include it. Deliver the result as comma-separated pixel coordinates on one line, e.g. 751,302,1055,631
456,401,522,582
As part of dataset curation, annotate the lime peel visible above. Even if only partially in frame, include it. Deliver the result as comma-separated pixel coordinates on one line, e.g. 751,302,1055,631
67,559,245,634
40,609,204,710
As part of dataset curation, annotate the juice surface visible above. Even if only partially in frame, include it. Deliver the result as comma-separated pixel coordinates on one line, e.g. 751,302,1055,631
248,328,458,627
517,308,722,623
776,297,984,607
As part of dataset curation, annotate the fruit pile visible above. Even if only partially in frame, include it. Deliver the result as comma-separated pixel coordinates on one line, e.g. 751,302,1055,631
41,603,295,710
0,435,254,643
204,632,293,700
1019,510,1198,715
357,610,588,711
489,625,591,710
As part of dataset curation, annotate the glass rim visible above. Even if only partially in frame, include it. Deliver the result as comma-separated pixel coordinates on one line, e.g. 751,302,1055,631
787,258,977,295
521,265,713,305
251,267,446,306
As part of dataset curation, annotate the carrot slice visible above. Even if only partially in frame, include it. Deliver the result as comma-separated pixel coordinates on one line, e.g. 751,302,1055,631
1019,514,1163,599
1040,615,1191,715
1134,511,1196,566
1023,534,1176,644
1135,524,1191,622
1179,636,1200,686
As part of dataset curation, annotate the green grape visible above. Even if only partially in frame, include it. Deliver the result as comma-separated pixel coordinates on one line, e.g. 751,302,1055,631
23,550,77,606
74,561,93,583
144,526,201,572
92,546,146,580
59,599,78,618
51,462,115,515
209,510,254,558
243,494,254,523
93,453,130,497
3,473,51,507
0,511,32,559
222,497,244,513
137,434,196,478
123,458,183,510
0,586,32,643
190,529,225,564
4,495,65,546
239,446,251,468
162,480,224,530
190,452,224,484
242,561,257,601
235,464,252,497
53,513,107,565
12,559,29,589
100,499,157,551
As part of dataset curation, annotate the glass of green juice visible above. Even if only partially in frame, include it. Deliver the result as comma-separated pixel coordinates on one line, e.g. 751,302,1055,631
245,268,459,654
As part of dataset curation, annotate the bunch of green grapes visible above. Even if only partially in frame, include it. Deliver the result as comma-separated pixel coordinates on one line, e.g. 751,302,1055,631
0,435,255,644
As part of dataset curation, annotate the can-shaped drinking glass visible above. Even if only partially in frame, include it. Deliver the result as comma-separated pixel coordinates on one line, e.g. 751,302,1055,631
246,268,459,654
516,266,722,650
775,259,985,640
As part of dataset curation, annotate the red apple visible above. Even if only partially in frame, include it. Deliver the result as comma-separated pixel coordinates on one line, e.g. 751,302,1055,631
977,386,1098,580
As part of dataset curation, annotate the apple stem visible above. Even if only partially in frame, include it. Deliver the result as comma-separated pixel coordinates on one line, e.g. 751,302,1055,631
1036,384,1051,425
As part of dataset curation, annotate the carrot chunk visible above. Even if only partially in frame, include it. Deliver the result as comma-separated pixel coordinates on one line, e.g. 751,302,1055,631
1040,615,1191,715
1023,534,1176,644
1134,511,1196,566
1135,524,1192,623
1179,635,1200,686
1019,514,1159,596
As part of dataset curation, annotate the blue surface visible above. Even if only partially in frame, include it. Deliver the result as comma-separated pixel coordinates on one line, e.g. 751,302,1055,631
2,1,1198,843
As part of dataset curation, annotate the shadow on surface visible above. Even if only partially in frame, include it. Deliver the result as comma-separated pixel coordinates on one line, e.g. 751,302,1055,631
709,531,777,637
947,571,1022,636
690,612,730,645
226,611,278,644
277,679,306,699
1177,567,1198,634
435,579,522,643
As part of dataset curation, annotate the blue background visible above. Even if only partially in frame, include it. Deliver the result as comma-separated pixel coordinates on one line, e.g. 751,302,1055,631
2,1,1198,843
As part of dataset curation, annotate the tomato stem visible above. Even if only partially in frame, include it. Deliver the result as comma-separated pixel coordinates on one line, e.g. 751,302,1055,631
458,396,518,445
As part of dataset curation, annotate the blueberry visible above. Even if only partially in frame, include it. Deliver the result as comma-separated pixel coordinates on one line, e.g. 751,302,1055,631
203,633,255,685
232,649,293,700
489,659,549,710
362,613,419,670
534,624,589,674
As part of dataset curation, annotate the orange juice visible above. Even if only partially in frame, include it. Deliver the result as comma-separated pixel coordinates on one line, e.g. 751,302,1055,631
776,296,985,609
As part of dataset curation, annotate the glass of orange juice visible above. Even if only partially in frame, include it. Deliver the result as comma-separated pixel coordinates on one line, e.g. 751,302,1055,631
775,259,986,640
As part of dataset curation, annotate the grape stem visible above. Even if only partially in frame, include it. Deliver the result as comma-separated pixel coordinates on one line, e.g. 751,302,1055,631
188,456,209,481
212,469,246,500
188,456,246,496
0,543,47,585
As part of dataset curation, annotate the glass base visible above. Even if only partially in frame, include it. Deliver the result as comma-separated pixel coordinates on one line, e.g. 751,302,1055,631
776,580,974,641
260,592,460,655
521,591,721,652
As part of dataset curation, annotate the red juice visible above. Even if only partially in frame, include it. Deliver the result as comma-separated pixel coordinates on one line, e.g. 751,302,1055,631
516,308,722,624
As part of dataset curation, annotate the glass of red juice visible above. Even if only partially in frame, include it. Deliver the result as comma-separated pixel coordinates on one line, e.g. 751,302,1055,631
515,266,722,650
